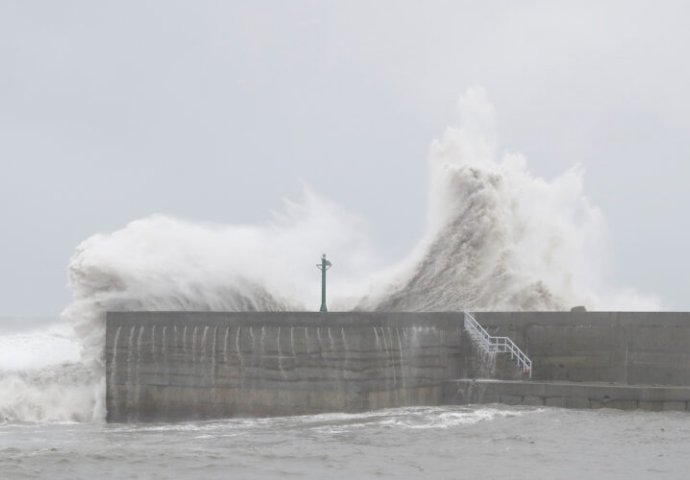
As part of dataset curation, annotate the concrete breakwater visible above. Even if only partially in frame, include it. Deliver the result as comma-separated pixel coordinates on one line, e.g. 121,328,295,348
106,311,690,421
105,312,467,422
473,312,690,385
453,312,690,412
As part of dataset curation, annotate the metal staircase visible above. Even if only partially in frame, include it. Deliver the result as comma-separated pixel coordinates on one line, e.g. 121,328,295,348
464,312,532,378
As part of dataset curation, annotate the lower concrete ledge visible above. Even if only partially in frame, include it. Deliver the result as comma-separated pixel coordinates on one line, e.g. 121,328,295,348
107,382,446,422
445,379,690,411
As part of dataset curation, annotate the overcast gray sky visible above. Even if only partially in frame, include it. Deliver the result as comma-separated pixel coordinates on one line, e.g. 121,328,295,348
2,0,689,315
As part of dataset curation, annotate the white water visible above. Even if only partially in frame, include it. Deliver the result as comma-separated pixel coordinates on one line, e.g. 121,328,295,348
0,321,99,422
0,88,660,424
359,88,659,312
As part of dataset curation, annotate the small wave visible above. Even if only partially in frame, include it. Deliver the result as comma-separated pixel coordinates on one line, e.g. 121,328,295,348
380,407,528,429
295,406,534,431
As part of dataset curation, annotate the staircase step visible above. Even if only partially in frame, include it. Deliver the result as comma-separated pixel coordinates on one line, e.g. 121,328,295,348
446,379,690,411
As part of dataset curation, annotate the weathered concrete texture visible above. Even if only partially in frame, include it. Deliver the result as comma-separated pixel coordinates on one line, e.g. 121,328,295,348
106,312,466,422
447,379,690,411
474,312,690,385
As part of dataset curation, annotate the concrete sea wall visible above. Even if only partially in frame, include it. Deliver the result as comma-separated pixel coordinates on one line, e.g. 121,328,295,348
473,312,690,385
105,311,690,421
105,312,467,422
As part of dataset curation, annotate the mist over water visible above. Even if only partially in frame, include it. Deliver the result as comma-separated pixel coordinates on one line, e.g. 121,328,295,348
1,89,660,423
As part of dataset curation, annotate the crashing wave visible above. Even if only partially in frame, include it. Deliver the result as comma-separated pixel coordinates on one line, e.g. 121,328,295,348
0,87,658,423
358,164,565,311
0,363,99,423
359,88,658,312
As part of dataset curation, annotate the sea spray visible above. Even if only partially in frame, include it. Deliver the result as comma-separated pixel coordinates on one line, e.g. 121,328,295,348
62,189,379,368
358,88,660,312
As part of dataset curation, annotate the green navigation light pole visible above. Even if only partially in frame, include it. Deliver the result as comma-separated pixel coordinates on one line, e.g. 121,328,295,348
316,254,332,312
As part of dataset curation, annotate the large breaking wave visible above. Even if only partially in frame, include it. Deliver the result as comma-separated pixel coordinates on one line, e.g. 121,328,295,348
359,89,658,312
0,88,659,423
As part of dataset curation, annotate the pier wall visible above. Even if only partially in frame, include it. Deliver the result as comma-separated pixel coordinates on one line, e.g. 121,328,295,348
105,312,467,422
473,312,690,385
105,311,690,421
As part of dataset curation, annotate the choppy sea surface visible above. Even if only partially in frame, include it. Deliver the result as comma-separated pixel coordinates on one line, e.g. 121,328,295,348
2,318,689,479
2,405,690,480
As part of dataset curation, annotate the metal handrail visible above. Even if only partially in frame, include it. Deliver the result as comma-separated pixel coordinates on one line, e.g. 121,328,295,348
464,312,532,378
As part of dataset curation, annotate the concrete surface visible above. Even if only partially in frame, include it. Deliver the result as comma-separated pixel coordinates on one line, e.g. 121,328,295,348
474,312,690,385
106,312,466,421
105,311,690,421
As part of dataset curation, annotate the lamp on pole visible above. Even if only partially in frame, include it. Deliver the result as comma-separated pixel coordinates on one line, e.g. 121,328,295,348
316,254,332,312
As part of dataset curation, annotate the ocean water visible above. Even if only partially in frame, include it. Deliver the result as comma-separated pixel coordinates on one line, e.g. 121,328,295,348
2,320,688,479
2,405,689,479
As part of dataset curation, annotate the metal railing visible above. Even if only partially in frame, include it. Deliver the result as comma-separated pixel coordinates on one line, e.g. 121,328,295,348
464,312,532,378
